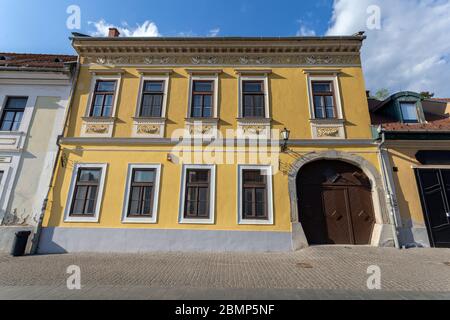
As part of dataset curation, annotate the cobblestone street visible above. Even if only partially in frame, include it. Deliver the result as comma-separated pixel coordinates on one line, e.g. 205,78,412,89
1,246,450,299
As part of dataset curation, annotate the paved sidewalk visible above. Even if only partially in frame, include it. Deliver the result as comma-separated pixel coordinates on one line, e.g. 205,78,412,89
0,246,449,299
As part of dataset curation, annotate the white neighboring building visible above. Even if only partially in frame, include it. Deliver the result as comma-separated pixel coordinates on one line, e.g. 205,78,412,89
0,53,76,253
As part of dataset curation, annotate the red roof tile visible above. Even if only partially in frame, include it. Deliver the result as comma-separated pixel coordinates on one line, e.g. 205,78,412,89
378,117,450,132
0,53,77,69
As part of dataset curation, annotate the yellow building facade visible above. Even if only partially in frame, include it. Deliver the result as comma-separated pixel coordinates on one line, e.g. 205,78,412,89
38,33,397,253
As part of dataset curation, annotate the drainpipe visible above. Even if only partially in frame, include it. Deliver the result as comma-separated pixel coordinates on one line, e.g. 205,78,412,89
378,127,401,249
30,59,80,254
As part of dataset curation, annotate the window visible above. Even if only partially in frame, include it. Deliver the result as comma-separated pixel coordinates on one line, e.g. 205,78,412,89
179,165,216,224
69,168,102,216
242,170,268,220
400,102,419,123
122,164,161,224
238,165,273,225
127,169,156,217
0,97,27,131
140,81,164,117
191,80,213,118
90,80,116,117
242,81,265,118
65,163,107,223
312,81,336,119
184,169,210,219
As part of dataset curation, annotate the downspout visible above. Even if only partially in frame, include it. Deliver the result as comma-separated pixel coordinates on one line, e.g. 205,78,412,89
30,58,80,254
378,127,401,249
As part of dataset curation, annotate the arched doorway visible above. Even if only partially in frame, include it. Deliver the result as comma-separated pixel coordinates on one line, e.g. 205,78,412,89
297,160,376,245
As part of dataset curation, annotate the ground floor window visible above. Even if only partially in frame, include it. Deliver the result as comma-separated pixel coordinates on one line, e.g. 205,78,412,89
122,164,161,224
64,163,107,223
238,165,274,225
179,164,216,224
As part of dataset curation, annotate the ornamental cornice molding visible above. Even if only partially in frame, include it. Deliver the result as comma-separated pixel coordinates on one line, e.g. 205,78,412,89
83,54,360,67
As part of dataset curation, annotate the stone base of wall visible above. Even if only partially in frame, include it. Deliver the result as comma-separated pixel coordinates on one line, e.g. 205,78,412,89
38,227,293,253
0,226,34,254
398,227,431,248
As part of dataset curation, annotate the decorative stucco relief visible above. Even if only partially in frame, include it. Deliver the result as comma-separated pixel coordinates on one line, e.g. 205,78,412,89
316,127,340,138
85,124,109,134
85,54,360,66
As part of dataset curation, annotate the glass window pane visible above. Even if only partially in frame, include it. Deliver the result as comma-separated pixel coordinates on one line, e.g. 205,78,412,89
129,200,139,215
244,170,265,184
194,81,213,92
144,81,163,92
74,186,87,200
198,187,208,201
93,95,104,106
186,201,196,215
325,107,335,118
255,188,265,202
244,95,253,108
102,106,112,117
187,187,197,201
3,112,15,121
142,186,152,215
0,121,12,131
198,201,208,217
244,201,253,216
72,200,85,214
324,96,334,108
313,82,331,93
134,169,155,183
244,188,253,202
104,95,113,107
203,107,212,118
255,202,265,217
97,81,116,92
243,82,263,92
400,103,418,122
91,105,102,117
203,95,212,109
188,170,209,183
254,95,264,108
6,97,27,109
152,95,162,108
79,169,101,182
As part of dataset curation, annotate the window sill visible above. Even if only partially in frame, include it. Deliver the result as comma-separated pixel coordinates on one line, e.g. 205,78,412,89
82,116,116,122
238,219,274,226
179,218,215,225
122,217,157,224
309,118,345,124
64,215,99,223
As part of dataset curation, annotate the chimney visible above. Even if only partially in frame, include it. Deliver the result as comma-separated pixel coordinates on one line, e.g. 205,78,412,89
366,90,371,98
108,28,120,38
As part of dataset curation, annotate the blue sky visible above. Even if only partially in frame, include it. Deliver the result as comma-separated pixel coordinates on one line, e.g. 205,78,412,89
0,0,333,54
0,0,449,96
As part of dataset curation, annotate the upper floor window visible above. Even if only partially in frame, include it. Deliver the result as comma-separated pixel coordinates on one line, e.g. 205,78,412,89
400,102,419,123
0,97,27,131
140,81,164,117
90,80,116,117
243,81,265,118
312,81,336,119
191,80,213,118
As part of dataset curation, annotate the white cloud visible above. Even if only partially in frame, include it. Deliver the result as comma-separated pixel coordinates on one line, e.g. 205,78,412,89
208,28,220,37
326,0,450,97
296,20,316,36
90,20,160,37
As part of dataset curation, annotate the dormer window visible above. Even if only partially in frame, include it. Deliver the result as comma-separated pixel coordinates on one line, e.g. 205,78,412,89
400,102,419,123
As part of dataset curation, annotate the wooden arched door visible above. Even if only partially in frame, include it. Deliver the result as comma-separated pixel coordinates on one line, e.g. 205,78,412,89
297,160,376,245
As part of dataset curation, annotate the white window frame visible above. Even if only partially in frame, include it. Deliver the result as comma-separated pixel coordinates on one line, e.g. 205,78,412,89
237,165,274,225
85,75,122,118
121,164,162,224
399,101,419,123
0,95,35,133
238,75,270,118
135,75,169,118
306,74,344,120
187,75,219,118
64,163,108,223
178,164,216,225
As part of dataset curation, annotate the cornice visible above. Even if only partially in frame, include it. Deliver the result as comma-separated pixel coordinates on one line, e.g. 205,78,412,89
75,38,362,67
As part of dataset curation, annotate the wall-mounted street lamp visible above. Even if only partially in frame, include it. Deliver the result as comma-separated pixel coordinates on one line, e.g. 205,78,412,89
281,127,290,153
